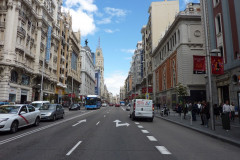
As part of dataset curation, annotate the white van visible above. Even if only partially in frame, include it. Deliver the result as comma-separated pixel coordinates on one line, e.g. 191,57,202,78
129,99,154,122
31,101,50,110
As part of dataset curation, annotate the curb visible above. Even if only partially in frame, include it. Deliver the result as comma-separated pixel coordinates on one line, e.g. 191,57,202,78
155,115,240,148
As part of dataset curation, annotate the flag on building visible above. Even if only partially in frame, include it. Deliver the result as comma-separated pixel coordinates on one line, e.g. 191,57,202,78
193,55,206,74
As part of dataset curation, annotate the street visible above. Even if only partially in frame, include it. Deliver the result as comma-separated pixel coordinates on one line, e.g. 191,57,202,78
0,106,239,160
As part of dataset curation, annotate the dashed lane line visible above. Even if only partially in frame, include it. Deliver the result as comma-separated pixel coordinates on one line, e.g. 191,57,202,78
96,121,100,125
156,146,171,155
141,130,149,134
147,136,157,141
135,122,140,125
138,125,144,128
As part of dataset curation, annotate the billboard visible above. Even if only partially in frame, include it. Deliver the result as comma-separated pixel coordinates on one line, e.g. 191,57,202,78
211,56,224,75
45,26,52,62
193,55,206,74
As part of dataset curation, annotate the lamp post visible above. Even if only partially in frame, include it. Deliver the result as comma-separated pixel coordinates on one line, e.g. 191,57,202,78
203,0,215,130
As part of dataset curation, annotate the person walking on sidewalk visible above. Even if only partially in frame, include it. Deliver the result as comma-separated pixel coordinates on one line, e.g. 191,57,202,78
177,103,182,117
183,102,189,119
200,101,204,125
214,104,220,120
222,100,231,130
202,102,210,128
230,102,235,121
197,101,201,115
192,102,198,121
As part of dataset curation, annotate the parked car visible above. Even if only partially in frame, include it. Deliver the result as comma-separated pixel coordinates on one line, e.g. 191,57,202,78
39,104,64,121
69,104,80,110
0,104,41,133
129,99,154,122
126,104,131,111
115,104,120,107
109,103,114,107
0,102,9,106
31,101,50,110
102,103,107,107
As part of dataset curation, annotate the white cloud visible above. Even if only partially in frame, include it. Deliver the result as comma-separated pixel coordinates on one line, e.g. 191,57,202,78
104,28,120,34
104,7,127,17
97,17,111,24
105,71,127,96
63,0,97,36
121,49,135,54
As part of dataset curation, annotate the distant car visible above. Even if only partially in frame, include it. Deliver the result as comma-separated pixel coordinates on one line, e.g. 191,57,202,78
69,104,80,110
0,102,9,106
102,103,107,107
115,104,120,107
126,104,131,111
31,101,50,110
109,104,114,107
39,104,64,121
0,104,41,133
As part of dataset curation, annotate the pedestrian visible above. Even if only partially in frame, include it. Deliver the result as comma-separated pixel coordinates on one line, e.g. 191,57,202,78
213,104,220,120
218,102,223,117
202,102,210,127
192,102,198,121
230,102,235,121
197,101,201,115
200,101,205,125
183,102,189,119
222,100,231,130
177,103,182,117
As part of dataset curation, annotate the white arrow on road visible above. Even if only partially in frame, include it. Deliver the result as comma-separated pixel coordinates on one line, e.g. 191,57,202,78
72,119,86,127
113,120,130,127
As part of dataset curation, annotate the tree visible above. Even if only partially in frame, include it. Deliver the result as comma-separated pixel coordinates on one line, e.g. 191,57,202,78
175,83,188,104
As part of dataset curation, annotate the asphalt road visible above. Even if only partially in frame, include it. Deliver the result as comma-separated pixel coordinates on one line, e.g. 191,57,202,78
0,106,239,160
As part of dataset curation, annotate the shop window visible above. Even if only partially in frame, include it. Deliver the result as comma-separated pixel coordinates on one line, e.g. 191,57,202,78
11,70,18,83
215,14,222,35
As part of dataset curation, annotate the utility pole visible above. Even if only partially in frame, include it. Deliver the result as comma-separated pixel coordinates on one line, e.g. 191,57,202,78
202,0,215,130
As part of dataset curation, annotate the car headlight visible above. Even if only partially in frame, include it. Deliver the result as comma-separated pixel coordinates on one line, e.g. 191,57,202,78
0,118,9,123
46,112,52,116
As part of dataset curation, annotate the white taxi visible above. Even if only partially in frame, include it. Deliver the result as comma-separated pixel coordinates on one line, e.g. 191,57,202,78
0,104,41,133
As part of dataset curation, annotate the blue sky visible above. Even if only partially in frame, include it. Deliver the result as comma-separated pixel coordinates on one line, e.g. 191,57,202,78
62,0,200,95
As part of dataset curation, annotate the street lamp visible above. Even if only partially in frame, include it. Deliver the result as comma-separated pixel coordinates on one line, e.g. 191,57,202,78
203,0,216,130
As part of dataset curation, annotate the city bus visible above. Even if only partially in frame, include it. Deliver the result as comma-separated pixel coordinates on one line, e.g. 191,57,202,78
85,95,101,110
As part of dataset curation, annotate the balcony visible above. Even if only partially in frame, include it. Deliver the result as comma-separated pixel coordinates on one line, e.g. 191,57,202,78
19,10,27,22
17,26,26,37
25,49,35,59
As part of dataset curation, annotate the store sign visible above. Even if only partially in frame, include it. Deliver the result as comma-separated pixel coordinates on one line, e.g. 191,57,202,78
193,55,206,74
21,89,28,95
9,87,17,94
211,56,224,75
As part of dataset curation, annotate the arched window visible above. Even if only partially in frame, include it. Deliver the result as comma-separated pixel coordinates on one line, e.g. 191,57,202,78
215,14,222,34
172,60,176,87
11,70,18,83
162,67,166,90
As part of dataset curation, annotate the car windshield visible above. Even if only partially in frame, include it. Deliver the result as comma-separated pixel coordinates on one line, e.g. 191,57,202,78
31,103,42,108
39,104,55,110
86,98,97,105
70,104,78,107
0,105,20,114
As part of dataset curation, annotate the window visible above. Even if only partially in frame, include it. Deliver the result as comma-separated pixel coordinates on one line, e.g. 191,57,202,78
28,105,35,112
215,14,222,34
213,0,220,7
11,70,18,83
22,74,30,85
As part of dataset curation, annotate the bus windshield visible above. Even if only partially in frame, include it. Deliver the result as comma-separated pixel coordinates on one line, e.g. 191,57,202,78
86,98,97,105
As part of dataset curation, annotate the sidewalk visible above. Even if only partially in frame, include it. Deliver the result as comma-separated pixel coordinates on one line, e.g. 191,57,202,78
154,109,240,147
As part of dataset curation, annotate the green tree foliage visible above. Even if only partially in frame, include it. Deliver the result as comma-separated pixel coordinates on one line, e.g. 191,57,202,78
175,83,188,104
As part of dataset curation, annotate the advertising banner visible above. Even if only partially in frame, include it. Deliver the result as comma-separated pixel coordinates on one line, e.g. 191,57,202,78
142,87,153,93
193,55,206,74
211,56,224,75
46,26,52,62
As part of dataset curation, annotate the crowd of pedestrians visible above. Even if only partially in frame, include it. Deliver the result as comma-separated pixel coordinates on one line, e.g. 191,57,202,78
174,100,238,130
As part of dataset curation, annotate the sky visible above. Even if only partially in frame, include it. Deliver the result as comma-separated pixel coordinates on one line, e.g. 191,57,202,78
62,0,200,96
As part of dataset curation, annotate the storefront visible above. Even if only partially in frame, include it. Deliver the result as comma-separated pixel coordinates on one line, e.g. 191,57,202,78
9,87,17,102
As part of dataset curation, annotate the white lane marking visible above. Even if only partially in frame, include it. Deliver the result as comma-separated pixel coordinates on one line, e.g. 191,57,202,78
96,121,100,125
104,115,106,117
138,125,143,128
66,141,82,156
72,119,86,127
113,120,130,127
147,136,157,141
141,130,149,133
135,122,140,125
0,111,95,146
156,146,171,155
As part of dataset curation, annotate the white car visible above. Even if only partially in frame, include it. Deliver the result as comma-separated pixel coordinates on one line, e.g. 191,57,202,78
0,104,41,133
31,101,50,110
